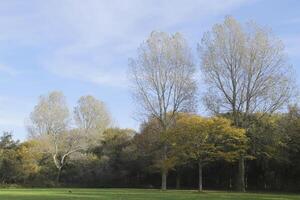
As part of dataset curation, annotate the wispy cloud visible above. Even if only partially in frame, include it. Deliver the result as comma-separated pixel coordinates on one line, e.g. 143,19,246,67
0,64,19,76
44,57,128,87
0,0,250,87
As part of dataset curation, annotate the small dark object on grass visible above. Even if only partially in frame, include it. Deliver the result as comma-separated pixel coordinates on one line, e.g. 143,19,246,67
68,190,72,193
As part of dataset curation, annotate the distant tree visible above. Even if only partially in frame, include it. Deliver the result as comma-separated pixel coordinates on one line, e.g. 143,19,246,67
140,118,178,183
0,132,20,184
247,114,285,159
74,95,111,145
28,91,87,183
101,128,135,156
0,133,42,185
282,105,300,157
278,105,300,189
129,31,197,190
28,91,69,138
16,140,42,184
0,131,19,149
169,114,247,191
198,16,295,191
242,113,287,190
126,118,164,186
92,128,135,185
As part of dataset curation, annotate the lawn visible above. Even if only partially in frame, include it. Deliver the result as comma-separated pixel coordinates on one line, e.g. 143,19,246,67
0,189,299,200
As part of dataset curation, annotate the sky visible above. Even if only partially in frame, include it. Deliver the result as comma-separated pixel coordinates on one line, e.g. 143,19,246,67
0,0,300,140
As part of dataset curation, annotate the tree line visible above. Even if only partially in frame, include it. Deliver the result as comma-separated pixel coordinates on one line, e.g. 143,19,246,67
0,16,299,192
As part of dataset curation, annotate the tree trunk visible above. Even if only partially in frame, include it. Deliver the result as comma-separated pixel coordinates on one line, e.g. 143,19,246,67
161,139,168,191
161,171,167,190
237,156,245,192
198,160,203,192
176,173,181,189
56,167,62,184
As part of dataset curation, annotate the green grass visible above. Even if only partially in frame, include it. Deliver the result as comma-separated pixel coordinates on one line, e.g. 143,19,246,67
0,188,299,200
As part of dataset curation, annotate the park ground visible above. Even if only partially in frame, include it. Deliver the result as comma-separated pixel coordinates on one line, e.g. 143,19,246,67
0,189,299,200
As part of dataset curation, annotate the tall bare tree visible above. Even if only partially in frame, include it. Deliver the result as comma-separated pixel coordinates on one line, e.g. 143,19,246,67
74,95,111,145
129,31,197,190
198,16,295,191
28,91,87,183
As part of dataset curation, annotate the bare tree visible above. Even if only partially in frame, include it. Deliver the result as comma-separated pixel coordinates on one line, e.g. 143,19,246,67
74,95,111,145
129,31,197,190
198,16,295,191
28,91,87,183
28,91,69,138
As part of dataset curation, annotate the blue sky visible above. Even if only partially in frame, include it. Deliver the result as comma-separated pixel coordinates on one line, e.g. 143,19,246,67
0,0,299,140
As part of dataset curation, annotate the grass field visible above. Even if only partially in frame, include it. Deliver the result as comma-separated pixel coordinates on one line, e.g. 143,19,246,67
0,189,299,200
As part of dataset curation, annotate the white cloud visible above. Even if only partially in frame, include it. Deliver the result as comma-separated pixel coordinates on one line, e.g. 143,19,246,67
0,0,250,87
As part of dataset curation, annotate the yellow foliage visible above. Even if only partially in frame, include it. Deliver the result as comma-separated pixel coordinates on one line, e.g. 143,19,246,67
168,113,247,164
